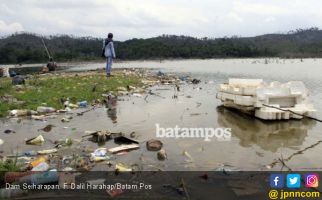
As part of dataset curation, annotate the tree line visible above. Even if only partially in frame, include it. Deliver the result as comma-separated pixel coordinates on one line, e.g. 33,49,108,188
1,28,322,64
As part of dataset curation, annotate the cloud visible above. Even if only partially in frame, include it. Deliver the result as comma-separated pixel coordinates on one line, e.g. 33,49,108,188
0,20,24,34
0,0,322,40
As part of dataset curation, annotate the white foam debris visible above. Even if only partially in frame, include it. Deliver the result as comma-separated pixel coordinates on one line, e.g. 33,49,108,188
216,78,316,120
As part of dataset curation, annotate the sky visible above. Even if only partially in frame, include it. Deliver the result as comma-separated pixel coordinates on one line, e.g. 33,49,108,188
0,0,322,41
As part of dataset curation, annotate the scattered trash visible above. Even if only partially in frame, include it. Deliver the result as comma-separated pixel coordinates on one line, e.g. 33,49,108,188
117,86,127,91
61,118,70,122
31,162,50,171
157,149,167,161
91,148,107,157
54,138,73,148
37,148,57,155
217,78,317,120
26,135,45,145
68,103,79,108
4,129,15,134
146,139,163,151
31,115,46,121
78,101,88,108
38,124,55,132
179,75,188,81
23,150,38,156
12,75,25,85
62,156,74,165
91,156,110,162
115,163,132,172
90,148,110,162
132,93,143,97
191,78,201,84
182,150,193,162
114,136,139,145
130,131,136,138
83,130,112,143
37,106,56,113
0,139,3,145
30,156,48,168
108,144,140,154
157,71,165,76
9,109,37,117
62,167,74,172
127,85,136,90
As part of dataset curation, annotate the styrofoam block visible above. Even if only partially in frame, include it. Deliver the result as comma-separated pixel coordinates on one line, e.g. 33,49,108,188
229,78,263,87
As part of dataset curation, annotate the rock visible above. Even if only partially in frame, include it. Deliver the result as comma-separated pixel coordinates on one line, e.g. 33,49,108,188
0,139,3,146
146,139,163,151
157,149,167,161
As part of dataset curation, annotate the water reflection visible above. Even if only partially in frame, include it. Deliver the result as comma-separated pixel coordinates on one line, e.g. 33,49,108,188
105,95,118,123
216,106,316,152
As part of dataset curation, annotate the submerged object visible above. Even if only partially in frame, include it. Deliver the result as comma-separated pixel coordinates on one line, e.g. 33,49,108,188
216,79,316,120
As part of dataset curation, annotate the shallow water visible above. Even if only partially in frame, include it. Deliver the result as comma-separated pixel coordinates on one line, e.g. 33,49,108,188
1,58,322,171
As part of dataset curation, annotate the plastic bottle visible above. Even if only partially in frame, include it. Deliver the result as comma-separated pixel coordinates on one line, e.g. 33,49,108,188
36,106,56,113
90,156,110,162
78,101,88,108
37,149,57,155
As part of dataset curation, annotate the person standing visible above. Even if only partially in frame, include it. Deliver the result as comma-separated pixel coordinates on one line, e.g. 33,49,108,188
46,57,57,71
103,33,116,77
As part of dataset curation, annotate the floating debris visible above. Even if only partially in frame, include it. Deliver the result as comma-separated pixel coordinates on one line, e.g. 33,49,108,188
217,78,317,120
157,149,167,161
38,125,55,132
4,129,15,134
114,136,139,145
115,163,132,172
108,144,140,154
146,139,163,151
37,148,57,155
26,135,45,145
